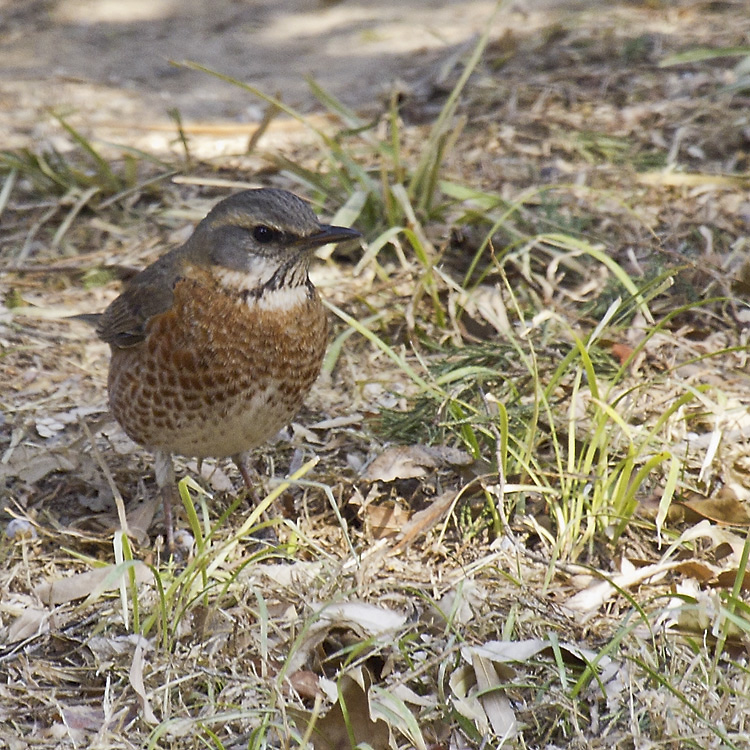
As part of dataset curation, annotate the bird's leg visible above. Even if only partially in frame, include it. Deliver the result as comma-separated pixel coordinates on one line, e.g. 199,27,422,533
233,451,278,543
233,451,261,505
154,450,176,553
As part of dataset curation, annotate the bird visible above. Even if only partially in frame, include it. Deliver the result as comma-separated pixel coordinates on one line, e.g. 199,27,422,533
84,188,361,551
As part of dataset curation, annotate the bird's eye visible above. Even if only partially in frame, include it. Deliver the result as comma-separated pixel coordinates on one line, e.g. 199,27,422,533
253,225,278,243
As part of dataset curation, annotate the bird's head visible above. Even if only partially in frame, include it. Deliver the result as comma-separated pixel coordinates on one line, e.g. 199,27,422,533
189,188,360,284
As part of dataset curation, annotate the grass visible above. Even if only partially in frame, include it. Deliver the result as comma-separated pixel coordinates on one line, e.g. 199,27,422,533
3,2,750,747
0,115,173,204
0,114,176,264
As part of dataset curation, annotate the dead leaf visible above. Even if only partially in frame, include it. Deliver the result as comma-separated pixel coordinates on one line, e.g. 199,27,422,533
61,706,105,732
318,602,407,636
460,284,512,335
362,444,472,482
363,502,410,539
6,606,50,642
449,664,493,734
714,569,750,591
462,638,620,725
610,342,634,366
369,683,428,750
310,669,391,750
361,491,459,572
34,405,103,438
674,561,716,583
185,459,235,492
677,492,750,526
471,652,517,740
307,414,363,430
470,640,614,674
129,639,158,725
285,601,407,676
434,579,485,626
0,444,79,484
636,493,685,523
250,560,325,589
564,559,680,614
288,670,323,700
35,561,152,605
391,490,458,554
125,497,160,545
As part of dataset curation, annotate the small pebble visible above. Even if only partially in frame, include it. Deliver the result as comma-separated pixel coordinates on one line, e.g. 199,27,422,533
6,518,38,540
173,528,195,553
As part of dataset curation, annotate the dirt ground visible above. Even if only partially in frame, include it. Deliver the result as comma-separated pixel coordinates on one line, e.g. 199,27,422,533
0,0,503,138
0,0,610,149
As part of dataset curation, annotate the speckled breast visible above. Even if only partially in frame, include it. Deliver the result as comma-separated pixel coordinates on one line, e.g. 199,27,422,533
107,276,328,458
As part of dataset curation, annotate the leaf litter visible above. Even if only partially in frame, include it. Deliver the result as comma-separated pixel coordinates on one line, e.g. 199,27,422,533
3,1,750,748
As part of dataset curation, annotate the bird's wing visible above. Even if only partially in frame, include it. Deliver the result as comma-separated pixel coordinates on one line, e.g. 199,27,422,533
71,312,103,327
95,255,183,348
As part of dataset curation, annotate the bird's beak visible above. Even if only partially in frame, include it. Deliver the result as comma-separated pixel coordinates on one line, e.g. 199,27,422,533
302,224,362,248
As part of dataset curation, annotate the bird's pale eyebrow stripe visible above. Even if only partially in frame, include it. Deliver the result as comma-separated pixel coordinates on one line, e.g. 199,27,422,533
208,215,270,229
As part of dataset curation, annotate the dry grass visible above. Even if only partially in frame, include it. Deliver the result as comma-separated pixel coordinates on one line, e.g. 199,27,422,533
3,2,750,748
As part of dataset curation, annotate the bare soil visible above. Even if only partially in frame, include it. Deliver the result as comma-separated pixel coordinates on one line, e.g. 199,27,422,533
2,0,513,143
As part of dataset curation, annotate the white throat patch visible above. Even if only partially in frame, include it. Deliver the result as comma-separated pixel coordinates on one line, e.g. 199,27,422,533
214,257,280,292
214,264,311,311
